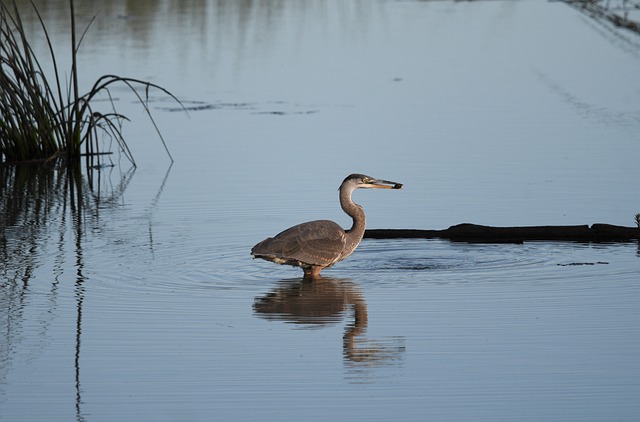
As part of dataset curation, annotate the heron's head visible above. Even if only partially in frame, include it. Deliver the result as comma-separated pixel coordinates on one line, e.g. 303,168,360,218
341,174,403,190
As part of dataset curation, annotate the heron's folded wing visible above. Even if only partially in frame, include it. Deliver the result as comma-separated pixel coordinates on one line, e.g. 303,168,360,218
253,220,346,267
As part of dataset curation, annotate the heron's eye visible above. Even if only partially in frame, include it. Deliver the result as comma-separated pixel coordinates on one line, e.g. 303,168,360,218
362,178,371,184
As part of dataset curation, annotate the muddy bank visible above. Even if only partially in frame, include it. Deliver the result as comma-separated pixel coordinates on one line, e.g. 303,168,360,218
365,223,640,243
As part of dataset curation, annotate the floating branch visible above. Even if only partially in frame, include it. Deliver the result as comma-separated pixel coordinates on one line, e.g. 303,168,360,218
365,223,640,243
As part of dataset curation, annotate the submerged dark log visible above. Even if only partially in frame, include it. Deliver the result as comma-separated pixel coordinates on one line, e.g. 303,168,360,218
365,224,640,243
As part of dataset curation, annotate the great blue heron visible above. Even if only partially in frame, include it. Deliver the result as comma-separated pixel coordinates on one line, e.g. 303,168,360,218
251,173,403,278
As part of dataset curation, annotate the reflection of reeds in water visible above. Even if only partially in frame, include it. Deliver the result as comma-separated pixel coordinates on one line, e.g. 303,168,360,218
0,161,164,421
0,162,134,285
253,278,405,376
2,164,76,285
0,1,178,165
0,163,88,420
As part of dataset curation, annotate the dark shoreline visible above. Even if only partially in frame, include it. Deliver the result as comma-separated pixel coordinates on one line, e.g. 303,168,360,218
365,223,640,243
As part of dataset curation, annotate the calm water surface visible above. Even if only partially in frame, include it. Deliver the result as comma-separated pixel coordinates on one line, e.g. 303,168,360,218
2,0,640,420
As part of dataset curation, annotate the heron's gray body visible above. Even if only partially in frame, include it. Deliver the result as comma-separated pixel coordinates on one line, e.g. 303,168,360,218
252,219,362,270
251,174,401,278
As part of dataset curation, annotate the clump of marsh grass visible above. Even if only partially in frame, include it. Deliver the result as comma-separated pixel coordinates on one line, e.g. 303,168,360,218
0,0,179,166
635,213,640,228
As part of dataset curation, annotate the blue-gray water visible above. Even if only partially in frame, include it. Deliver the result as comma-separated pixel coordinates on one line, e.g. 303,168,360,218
2,1,640,420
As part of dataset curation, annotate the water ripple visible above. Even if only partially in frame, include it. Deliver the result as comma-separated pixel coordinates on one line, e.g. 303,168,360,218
337,238,637,286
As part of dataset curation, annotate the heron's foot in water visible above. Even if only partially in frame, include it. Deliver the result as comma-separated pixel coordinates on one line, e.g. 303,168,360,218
303,266,324,279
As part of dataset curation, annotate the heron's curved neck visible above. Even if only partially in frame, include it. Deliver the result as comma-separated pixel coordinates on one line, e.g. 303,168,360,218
340,186,366,238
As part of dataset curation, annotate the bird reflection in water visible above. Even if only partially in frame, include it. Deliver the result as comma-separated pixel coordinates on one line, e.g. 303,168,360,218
253,278,405,373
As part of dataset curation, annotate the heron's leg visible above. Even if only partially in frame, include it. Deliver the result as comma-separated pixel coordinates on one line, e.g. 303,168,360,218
303,266,323,279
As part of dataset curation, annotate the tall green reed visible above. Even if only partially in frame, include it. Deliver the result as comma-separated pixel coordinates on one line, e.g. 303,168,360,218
0,0,179,166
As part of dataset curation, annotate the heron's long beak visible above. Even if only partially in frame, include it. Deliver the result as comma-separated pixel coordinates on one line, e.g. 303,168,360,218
369,178,403,190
